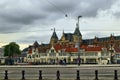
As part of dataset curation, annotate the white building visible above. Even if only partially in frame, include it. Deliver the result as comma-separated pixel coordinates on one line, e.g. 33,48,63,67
25,42,110,64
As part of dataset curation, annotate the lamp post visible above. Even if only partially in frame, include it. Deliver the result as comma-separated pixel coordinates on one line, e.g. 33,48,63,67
77,16,82,66
110,44,113,64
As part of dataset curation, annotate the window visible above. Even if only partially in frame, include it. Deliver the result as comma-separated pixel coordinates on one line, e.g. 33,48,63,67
51,49,54,53
28,55,32,58
116,54,120,58
32,55,35,58
49,53,56,56
101,52,109,56
49,49,56,56
59,52,62,56
71,53,77,56
80,53,83,56
36,55,38,57
94,53,98,56
59,52,66,56
40,53,47,56
85,52,97,56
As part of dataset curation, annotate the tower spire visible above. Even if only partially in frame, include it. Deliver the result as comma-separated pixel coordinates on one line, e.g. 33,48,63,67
74,16,82,36
74,24,81,36
50,28,58,46
62,29,64,34
54,27,55,32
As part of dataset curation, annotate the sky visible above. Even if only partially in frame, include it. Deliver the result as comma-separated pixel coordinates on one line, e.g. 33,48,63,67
0,0,120,50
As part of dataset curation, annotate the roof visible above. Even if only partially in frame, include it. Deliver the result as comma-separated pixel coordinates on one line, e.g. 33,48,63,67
54,45,78,53
82,39,93,45
82,35,120,45
51,28,58,40
74,26,82,36
33,41,39,47
54,43,62,52
54,44,102,53
39,44,50,53
114,47,120,53
85,46,102,51
65,47,78,52
82,45,102,51
22,47,29,52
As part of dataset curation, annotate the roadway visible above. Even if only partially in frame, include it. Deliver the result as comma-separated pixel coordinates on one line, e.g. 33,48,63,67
0,64,120,80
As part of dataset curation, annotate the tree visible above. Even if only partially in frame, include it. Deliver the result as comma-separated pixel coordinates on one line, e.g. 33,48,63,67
4,42,21,65
4,42,21,57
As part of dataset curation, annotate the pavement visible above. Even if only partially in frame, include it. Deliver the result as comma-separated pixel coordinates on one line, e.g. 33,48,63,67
0,64,120,68
0,64,120,80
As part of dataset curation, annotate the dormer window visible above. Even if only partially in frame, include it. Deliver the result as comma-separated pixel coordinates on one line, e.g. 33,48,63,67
51,49,54,53
50,49,56,56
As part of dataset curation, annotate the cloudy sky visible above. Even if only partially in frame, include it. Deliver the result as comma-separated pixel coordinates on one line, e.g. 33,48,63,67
0,0,120,49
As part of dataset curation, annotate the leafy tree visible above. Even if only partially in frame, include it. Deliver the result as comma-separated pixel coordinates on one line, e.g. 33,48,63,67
4,42,21,57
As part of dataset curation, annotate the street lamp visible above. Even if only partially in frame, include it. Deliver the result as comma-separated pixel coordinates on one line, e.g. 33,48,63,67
77,16,82,66
110,44,114,64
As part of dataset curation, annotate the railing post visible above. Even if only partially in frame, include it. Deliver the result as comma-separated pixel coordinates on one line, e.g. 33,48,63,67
95,70,98,80
22,70,25,80
4,70,8,80
114,70,118,80
39,70,42,80
76,70,80,80
56,70,60,80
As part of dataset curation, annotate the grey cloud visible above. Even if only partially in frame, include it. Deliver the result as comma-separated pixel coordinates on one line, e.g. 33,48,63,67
43,0,115,17
0,23,22,33
114,12,120,18
73,0,115,17
42,0,77,13
0,0,116,34
0,6,47,25
83,31,110,39
0,0,49,33
17,34,51,44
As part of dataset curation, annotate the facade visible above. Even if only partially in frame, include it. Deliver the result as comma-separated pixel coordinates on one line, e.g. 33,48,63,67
50,25,82,48
24,24,120,64
25,42,110,64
